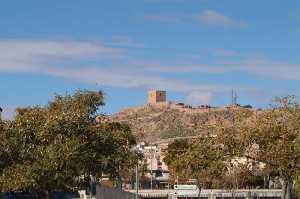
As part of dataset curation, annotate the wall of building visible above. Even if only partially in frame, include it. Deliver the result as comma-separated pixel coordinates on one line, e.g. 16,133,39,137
148,91,166,104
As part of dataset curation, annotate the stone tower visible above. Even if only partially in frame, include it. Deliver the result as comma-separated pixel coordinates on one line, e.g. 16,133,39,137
148,90,166,104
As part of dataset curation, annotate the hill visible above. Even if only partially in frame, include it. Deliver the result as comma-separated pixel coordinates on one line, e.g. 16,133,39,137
110,102,256,142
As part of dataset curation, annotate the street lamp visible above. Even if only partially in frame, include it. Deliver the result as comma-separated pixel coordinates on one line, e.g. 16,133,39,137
135,164,139,199
130,146,140,199
150,147,153,190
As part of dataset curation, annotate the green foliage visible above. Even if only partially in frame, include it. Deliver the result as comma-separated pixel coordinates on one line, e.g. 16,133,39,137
219,97,300,198
0,90,137,195
164,137,227,188
223,164,265,189
164,96,300,197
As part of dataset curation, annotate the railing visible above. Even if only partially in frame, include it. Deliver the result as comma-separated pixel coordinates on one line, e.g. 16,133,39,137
125,189,282,199
126,189,170,198
170,189,282,199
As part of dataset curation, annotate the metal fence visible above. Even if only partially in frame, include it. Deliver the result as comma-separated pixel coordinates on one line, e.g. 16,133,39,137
96,186,283,199
96,185,139,199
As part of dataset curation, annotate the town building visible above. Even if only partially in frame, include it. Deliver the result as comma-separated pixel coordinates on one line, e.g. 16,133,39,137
136,142,169,189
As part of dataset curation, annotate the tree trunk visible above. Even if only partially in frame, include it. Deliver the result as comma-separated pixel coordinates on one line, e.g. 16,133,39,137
196,185,202,197
116,175,122,190
37,191,50,199
282,177,293,199
45,191,50,199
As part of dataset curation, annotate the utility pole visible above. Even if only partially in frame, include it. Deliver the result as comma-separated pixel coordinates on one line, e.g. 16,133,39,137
89,175,94,199
135,164,139,199
150,145,154,190
130,146,140,199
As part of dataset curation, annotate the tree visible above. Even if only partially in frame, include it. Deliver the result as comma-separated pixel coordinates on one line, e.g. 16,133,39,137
223,162,265,190
164,137,265,192
217,96,300,199
294,174,300,198
0,90,137,198
164,96,300,199
164,137,227,190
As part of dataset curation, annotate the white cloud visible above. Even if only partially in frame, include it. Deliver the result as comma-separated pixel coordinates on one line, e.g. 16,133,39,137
222,57,300,80
198,10,246,27
186,91,214,105
0,39,236,94
144,14,184,23
44,66,231,93
5,39,295,108
0,39,124,72
212,49,239,57
108,36,144,48
144,0,200,3
144,10,247,28
0,40,123,59
141,55,300,81
142,61,228,73
1,39,288,109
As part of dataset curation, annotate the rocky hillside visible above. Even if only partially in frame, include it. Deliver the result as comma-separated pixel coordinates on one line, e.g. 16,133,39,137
110,103,256,142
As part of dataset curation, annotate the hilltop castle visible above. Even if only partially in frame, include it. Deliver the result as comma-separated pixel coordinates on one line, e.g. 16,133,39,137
148,90,167,104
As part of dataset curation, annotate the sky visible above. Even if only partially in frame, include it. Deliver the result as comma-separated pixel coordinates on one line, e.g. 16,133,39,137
1,0,300,119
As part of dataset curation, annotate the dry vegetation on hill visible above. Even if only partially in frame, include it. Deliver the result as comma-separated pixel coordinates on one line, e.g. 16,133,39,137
110,104,256,142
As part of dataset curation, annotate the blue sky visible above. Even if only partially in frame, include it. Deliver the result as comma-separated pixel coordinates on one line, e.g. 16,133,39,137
1,0,300,119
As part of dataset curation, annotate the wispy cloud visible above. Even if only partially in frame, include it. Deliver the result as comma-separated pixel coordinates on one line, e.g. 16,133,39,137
2,39,298,89
186,91,214,105
44,66,231,93
142,55,300,81
211,48,239,57
0,39,124,72
107,36,144,48
229,57,300,80
3,38,296,107
144,0,207,3
198,10,247,27
0,39,235,95
144,10,247,27
0,40,123,58
141,62,228,74
144,14,185,23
